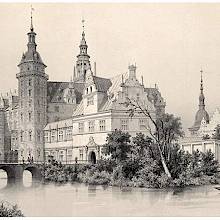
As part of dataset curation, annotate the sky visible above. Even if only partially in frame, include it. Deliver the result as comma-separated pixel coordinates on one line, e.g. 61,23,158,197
0,3,220,133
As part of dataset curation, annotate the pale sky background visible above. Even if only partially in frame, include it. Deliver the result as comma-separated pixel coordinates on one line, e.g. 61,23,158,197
0,3,220,133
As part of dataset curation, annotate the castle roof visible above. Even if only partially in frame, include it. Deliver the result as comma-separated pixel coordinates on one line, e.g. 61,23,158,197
47,81,84,104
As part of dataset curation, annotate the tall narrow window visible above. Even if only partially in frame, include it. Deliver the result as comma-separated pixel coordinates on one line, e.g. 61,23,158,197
51,130,56,142
29,130,32,141
28,89,32,97
20,130,24,142
139,119,147,130
88,120,95,132
78,122,84,133
58,129,64,142
37,130,41,142
28,112,31,122
20,113,23,122
38,113,41,122
99,120,106,131
121,119,128,131
29,79,32,86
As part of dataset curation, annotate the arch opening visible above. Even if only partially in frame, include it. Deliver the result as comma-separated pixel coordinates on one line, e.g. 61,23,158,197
0,169,7,189
24,166,42,187
88,151,96,164
0,166,16,187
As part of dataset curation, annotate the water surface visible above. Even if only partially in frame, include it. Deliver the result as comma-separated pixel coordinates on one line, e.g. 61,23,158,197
0,170,220,217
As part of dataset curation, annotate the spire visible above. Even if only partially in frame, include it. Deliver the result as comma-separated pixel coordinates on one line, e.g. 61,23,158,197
79,18,88,54
30,5,34,32
27,5,36,52
199,69,205,109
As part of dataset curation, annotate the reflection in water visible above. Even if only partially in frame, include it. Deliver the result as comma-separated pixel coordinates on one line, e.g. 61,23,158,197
0,172,220,217
0,169,7,189
23,170,32,188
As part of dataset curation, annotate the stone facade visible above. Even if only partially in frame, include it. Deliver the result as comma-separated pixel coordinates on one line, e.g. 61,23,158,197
1,18,166,164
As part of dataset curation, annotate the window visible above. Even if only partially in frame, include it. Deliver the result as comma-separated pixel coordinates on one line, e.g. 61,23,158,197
121,119,128,131
29,79,32,86
28,89,32,97
44,131,49,143
137,93,140,101
58,129,64,142
79,149,83,161
28,112,32,122
139,119,147,130
29,100,32,107
29,130,32,141
21,101,23,108
87,97,94,106
37,130,41,142
88,120,95,132
99,120,106,131
20,130,24,142
59,151,64,161
20,113,23,122
66,127,72,140
67,149,72,161
78,122,84,133
90,86,92,93
51,130,56,142
38,113,41,122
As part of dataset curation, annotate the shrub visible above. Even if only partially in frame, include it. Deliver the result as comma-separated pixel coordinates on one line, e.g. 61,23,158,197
0,202,24,217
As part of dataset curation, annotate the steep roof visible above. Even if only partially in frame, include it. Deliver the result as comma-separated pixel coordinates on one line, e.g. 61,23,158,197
93,76,112,92
47,81,84,104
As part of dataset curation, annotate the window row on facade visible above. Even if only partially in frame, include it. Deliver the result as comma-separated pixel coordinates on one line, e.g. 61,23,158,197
20,130,42,142
44,126,73,143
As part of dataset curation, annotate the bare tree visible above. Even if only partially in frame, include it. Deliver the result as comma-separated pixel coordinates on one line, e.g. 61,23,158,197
121,97,184,178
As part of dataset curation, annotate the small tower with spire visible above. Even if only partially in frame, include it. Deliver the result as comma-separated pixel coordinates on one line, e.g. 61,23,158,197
189,69,209,136
74,18,91,82
16,6,49,162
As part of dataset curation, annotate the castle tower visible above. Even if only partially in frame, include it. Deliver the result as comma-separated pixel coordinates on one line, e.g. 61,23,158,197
16,12,48,162
74,19,91,82
189,70,209,135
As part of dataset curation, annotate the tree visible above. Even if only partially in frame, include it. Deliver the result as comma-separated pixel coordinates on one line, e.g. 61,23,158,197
122,97,184,178
102,129,131,163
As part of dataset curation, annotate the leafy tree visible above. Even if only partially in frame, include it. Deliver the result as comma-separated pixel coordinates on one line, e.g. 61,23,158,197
102,129,131,163
200,150,219,176
122,97,184,178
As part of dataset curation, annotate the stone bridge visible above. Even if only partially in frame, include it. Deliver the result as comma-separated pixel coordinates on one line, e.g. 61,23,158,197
0,161,43,184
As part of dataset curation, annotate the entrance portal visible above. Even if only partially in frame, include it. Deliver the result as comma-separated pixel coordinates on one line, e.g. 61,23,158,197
89,151,96,164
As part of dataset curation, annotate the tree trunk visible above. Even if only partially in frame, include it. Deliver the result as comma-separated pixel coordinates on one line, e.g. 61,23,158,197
157,144,172,178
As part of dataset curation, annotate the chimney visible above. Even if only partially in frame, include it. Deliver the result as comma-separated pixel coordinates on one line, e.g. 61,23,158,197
94,62,96,76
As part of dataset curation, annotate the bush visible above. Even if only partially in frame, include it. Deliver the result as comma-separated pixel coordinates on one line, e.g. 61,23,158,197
0,202,24,217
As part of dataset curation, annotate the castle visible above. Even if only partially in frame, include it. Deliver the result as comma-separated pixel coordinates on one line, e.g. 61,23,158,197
0,16,166,164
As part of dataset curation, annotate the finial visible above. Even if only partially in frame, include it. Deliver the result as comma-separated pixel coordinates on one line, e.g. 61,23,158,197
30,5,34,31
200,69,203,91
82,17,85,33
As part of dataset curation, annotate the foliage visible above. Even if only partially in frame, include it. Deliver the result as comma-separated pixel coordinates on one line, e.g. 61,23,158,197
102,129,131,163
0,202,24,217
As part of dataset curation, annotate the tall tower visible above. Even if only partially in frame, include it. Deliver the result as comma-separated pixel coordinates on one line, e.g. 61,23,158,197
189,70,209,135
16,12,48,161
74,19,91,82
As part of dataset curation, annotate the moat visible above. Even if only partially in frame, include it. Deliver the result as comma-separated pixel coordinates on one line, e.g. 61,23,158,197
0,170,220,217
